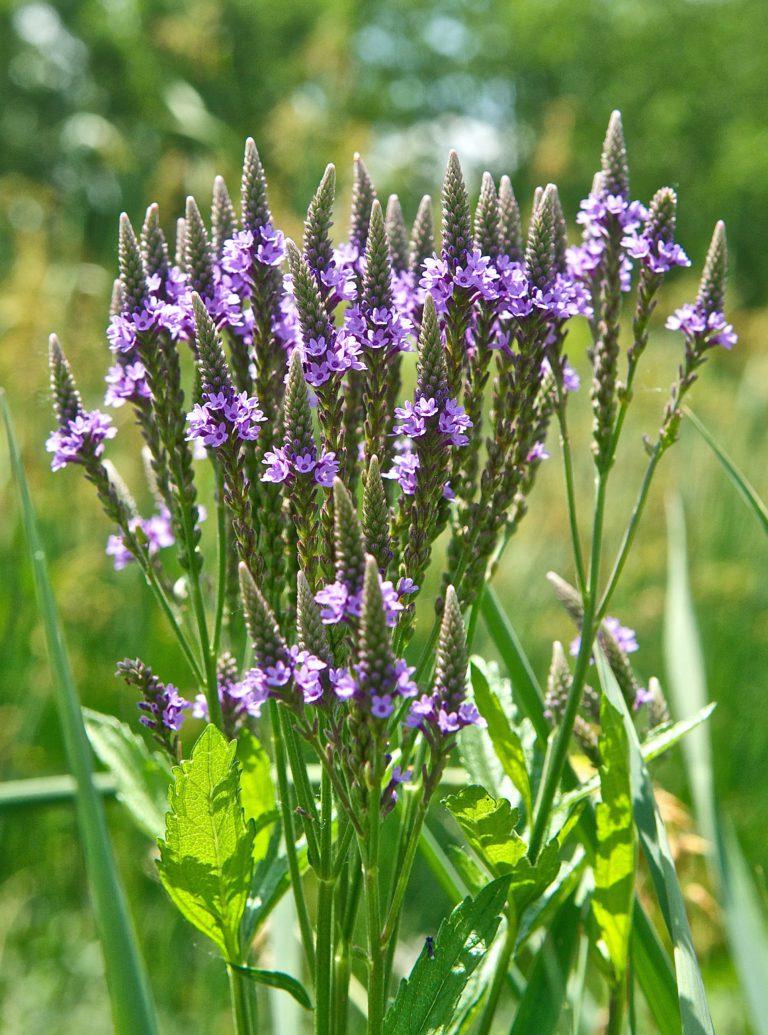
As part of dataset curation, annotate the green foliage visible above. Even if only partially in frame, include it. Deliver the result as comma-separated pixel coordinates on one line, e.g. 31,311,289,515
236,729,277,863
384,876,511,1035
84,708,171,840
470,658,532,819
157,724,255,962
591,693,636,985
443,785,559,915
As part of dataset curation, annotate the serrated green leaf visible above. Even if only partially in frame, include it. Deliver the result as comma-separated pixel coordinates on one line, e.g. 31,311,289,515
384,875,511,1035
596,649,714,1034
443,785,559,914
592,692,636,985
236,729,276,863
158,724,254,961
231,963,313,1009
84,708,171,839
470,659,532,819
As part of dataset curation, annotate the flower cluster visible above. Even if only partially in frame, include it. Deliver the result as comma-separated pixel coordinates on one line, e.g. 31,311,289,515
570,615,639,658
261,444,339,487
386,396,472,496
315,573,417,627
407,692,484,735
568,188,648,290
665,304,737,350
46,410,116,471
106,507,175,570
333,656,419,719
186,389,266,448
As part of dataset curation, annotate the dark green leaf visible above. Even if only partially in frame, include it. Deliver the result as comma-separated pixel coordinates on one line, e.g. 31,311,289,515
231,963,313,1009
384,875,511,1035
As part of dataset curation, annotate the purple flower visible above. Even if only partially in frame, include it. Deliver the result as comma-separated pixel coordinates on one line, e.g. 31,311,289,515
314,573,408,628
139,682,190,733
666,305,737,350
260,445,338,486
633,685,654,711
46,410,117,471
106,507,176,571
527,441,550,463
570,615,639,658
186,390,265,449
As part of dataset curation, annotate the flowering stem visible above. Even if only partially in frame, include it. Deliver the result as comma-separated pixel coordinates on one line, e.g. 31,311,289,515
476,914,516,1035
212,466,227,658
597,443,663,623
361,769,385,1034
529,468,607,860
137,553,205,684
381,796,428,950
227,963,254,1035
556,396,587,595
269,700,316,979
315,769,335,1035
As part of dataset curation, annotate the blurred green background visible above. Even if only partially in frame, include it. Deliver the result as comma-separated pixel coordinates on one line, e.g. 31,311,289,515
1,0,767,1030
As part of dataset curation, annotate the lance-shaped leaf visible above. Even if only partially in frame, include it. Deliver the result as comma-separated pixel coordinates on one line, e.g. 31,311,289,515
230,964,313,1010
444,785,559,915
470,659,531,819
591,692,636,985
384,875,511,1035
158,724,255,961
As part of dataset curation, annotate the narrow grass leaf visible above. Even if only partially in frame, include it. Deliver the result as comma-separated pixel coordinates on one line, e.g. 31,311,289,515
84,708,170,839
470,659,532,818
158,723,255,961
666,495,768,1033
596,649,714,1035
480,588,549,741
686,408,768,534
1,390,159,1035
384,875,511,1035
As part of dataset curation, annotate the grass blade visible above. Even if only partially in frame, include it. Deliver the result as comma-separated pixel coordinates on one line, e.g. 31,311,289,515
480,587,549,742
685,407,768,534
596,648,714,1034
2,389,159,1034
666,494,768,1033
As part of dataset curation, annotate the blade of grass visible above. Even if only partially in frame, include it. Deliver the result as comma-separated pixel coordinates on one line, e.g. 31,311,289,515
685,408,768,534
2,389,159,1035
596,648,713,1035
0,773,117,809
666,494,768,1034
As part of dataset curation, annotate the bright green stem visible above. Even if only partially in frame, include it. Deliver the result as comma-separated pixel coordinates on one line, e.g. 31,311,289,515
476,916,517,1035
269,700,316,979
362,782,385,1035
315,770,335,1035
139,550,204,684
227,964,254,1035
382,799,427,950
529,469,608,860
212,466,228,657
597,444,663,623
607,980,627,1035
282,716,321,868
556,397,587,594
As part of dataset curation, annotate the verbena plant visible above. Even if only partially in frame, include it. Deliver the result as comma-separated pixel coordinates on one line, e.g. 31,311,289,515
43,110,735,1033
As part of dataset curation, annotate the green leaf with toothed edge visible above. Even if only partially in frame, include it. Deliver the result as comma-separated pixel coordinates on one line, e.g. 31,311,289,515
384,875,511,1035
158,724,255,961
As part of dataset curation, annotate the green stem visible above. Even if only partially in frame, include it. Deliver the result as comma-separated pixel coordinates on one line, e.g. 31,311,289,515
597,444,663,623
282,716,321,868
476,916,516,1035
212,467,228,657
362,777,385,1035
530,468,608,860
227,963,253,1035
269,699,315,979
138,552,205,684
381,799,427,949
607,980,626,1035
315,770,335,1035
556,398,587,594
